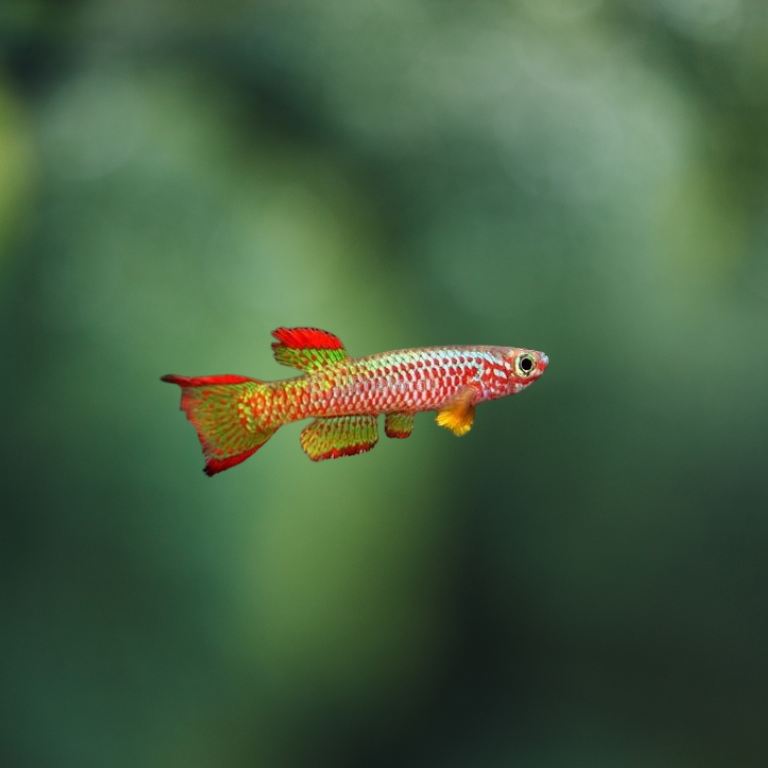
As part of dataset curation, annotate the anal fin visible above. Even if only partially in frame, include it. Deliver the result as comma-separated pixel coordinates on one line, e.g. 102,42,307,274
436,386,476,436
385,412,414,439
300,415,378,461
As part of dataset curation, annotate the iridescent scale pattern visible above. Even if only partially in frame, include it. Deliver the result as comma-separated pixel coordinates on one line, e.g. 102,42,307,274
255,346,515,425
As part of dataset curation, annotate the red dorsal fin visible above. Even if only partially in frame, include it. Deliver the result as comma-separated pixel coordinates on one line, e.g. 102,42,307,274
272,327,344,350
271,327,349,372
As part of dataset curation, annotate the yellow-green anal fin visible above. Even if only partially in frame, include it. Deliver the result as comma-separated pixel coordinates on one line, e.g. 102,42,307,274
271,327,349,372
436,386,476,436
385,412,414,439
300,415,378,461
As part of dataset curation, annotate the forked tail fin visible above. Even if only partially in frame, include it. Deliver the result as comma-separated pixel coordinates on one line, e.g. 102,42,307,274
161,374,277,476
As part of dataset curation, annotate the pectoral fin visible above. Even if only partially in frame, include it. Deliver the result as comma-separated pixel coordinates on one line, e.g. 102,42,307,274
300,415,378,461
385,412,414,439
436,387,476,436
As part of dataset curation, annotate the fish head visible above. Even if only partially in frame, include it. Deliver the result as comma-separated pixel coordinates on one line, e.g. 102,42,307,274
499,348,549,394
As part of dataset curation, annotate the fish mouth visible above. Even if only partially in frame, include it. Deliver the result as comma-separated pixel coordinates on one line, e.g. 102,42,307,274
538,352,549,372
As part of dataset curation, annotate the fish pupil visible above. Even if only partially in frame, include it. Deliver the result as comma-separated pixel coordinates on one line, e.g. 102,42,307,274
520,356,533,372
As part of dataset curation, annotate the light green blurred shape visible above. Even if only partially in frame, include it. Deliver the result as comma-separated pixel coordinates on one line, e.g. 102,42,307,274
0,77,36,274
522,0,603,22
655,0,743,42
31,62,451,763
654,163,747,297
227,430,449,694
38,66,144,180
420,19,696,321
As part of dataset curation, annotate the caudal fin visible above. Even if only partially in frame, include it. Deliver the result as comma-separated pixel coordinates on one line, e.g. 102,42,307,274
161,374,277,476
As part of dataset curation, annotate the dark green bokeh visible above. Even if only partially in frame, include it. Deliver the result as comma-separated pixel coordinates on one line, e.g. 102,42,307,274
1,1,767,766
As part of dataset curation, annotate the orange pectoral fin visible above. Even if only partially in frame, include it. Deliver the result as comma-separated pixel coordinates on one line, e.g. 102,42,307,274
435,387,476,437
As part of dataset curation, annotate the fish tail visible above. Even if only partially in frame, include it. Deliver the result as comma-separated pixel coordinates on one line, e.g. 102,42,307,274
161,374,278,476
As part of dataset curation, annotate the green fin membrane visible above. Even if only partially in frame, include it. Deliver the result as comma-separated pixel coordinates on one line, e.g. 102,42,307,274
300,415,378,461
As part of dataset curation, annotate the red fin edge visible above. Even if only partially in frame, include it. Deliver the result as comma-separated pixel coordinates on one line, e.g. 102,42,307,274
309,443,375,462
271,327,344,350
203,445,263,476
161,374,254,387
385,428,411,439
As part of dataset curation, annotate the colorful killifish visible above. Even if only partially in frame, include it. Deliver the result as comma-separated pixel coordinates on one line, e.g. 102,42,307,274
162,327,548,475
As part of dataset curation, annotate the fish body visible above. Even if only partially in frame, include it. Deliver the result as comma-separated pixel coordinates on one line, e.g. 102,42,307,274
163,327,548,475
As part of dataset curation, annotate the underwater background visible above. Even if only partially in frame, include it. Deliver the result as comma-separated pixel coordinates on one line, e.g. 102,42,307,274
1,1,767,766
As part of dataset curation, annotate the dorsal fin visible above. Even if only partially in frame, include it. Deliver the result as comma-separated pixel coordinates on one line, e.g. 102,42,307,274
271,327,349,372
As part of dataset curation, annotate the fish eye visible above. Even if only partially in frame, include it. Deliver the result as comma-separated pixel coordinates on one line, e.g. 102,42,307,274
515,353,536,377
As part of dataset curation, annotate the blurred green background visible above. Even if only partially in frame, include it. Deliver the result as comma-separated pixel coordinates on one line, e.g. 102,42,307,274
1,1,767,766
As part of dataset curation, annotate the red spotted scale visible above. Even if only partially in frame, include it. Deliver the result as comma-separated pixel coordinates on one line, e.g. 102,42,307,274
162,327,548,475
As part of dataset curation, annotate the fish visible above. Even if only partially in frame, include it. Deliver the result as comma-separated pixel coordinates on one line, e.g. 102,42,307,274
162,327,548,475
